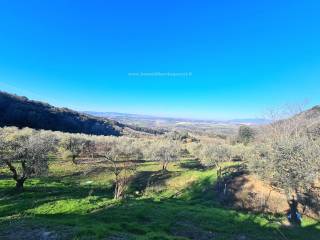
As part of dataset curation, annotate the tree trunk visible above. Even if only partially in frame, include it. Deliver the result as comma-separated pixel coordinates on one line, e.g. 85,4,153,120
287,194,301,226
72,156,77,164
114,184,119,199
114,173,124,200
15,178,26,191
114,182,123,200
162,162,168,171
4,160,26,191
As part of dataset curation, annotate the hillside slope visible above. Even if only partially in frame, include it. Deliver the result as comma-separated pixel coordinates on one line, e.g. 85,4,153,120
294,105,320,138
267,105,320,139
0,91,124,136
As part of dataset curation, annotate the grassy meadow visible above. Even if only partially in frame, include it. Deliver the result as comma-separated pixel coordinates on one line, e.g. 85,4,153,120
0,158,319,240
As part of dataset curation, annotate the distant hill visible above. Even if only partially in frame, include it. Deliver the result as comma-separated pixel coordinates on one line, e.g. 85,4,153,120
0,91,125,136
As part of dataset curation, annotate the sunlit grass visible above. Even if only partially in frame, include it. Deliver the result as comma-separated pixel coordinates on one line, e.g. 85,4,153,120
0,159,319,239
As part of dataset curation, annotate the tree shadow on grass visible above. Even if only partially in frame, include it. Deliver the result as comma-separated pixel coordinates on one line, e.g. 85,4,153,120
179,159,205,171
172,175,218,203
0,180,114,219
128,170,181,194
3,196,319,240
0,174,12,180
170,176,320,240
209,165,320,224
0,174,319,240
1,167,319,240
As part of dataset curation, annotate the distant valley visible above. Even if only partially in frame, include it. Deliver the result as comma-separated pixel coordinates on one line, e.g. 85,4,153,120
85,111,271,136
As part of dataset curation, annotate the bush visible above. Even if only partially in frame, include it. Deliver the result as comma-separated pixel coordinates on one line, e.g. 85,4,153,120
237,126,256,144
197,144,231,168
248,137,320,197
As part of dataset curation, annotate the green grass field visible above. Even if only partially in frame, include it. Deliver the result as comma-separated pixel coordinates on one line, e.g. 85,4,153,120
0,159,319,240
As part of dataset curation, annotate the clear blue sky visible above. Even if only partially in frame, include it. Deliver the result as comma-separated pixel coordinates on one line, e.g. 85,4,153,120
0,0,320,119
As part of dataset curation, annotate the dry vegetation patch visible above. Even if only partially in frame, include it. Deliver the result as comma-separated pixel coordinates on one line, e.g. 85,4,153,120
227,174,288,214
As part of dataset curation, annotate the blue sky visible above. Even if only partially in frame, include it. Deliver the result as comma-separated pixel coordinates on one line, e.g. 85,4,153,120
0,0,320,119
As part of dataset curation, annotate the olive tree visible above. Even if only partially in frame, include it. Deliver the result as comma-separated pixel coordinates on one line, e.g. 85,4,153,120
251,105,320,192
237,126,256,145
150,140,181,171
60,135,85,164
230,143,253,162
198,144,231,168
103,138,143,199
247,104,320,219
82,139,97,159
0,127,56,190
249,137,320,198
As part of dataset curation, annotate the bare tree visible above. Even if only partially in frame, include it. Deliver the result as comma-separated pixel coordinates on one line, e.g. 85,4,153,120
260,103,308,142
